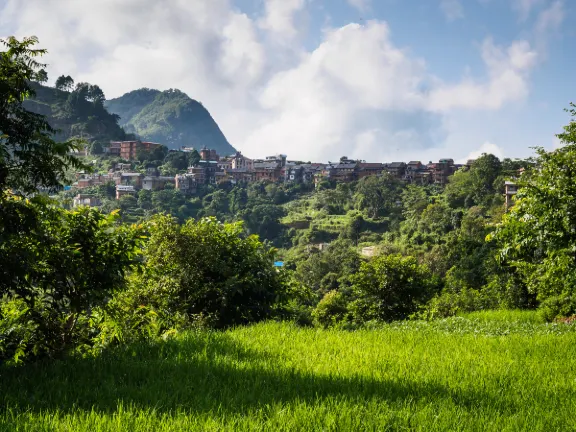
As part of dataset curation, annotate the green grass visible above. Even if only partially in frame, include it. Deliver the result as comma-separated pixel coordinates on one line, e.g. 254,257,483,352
459,309,545,324
2,319,576,431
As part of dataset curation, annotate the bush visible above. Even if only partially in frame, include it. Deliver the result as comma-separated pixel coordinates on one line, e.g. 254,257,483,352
538,295,576,322
312,291,350,328
0,198,142,362
350,254,435,323
418,288,500,320
121,215,288,330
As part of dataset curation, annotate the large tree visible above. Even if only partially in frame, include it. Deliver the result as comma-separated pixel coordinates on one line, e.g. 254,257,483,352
490,103,576,317
0,36,86,195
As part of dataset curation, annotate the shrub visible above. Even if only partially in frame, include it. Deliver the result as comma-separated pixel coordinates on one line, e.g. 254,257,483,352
350,254,435,323
122,215,288,330
312,291,350,328
0,198,142,362
538,295,576,322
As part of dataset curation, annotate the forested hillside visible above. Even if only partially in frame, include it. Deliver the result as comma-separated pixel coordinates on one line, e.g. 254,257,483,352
106,88,236,155
23,80,129,152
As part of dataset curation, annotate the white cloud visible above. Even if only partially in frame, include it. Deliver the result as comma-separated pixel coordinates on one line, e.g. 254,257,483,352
512,0,545,21
258,0,307,40
534,0,564,50
440,0,464,21
347,0,371,13
0,0,541,162
427,38,537,111
462,142,505,163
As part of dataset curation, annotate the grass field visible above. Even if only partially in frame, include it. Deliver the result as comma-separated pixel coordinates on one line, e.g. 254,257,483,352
2,314,576,431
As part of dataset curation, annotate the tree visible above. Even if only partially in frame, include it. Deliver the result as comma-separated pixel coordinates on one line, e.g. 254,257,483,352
55,74,74,91
87,84,105,106
490,104,576,318
354,174,402,219
242,204,286,244
35,68,48,83
187,149,201,167
164,151,189,171
350,254,435,323
0,201,143,361
127,215,287,329
0,36,87,195
90,141,103,155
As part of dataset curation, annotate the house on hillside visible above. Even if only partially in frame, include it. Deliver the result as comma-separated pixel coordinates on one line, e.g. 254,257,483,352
73,194,101,208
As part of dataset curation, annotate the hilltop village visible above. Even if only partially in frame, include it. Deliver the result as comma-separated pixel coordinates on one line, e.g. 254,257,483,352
72,139,479,205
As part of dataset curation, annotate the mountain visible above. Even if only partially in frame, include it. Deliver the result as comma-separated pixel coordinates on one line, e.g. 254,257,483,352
105,88,236,156
23,82,128,148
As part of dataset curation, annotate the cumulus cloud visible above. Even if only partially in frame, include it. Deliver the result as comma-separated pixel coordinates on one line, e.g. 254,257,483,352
0,0,541,161
258,0,307,40
440,0,464,21
427,38,537,111
462,142,505,163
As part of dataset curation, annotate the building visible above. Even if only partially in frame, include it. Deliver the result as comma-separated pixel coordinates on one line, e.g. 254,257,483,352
226,168,253,184
253,161,283,182
115,185,136,200
175,173,198,195
383,162,407,179
108,140,163,161
358,163,385,179
73,194,101,207
231,152,254,170
106,141,121,156
428,158,456,185
505,181,518,210
217,157,233,171
75,173,111,188
114,172,144,189
142,175,176,191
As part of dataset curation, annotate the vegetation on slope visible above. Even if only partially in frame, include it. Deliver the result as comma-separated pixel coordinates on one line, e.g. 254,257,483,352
23,80,129,152
106,88,237,155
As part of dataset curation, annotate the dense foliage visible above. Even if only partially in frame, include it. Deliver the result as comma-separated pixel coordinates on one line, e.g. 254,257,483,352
2,35,576,367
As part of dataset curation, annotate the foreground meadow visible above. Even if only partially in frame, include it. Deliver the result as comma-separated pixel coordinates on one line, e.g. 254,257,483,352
2,314,576,431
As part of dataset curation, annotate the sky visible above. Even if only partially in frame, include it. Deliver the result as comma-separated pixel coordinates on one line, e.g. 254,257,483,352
0,0,573,162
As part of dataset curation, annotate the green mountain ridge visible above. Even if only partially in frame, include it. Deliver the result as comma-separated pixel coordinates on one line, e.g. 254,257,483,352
105,88,236,155
23,82,129,147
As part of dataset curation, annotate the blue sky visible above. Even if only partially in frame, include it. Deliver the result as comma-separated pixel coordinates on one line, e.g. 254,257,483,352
0,0,573,162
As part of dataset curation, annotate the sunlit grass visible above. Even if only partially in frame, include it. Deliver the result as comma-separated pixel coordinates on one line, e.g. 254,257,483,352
2,319,576,431
459,309,544,323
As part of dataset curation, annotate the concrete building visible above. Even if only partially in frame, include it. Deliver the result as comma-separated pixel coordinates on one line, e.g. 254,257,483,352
115,185,136,200
505,181,518,210
175,173,198,195
73,194,101,207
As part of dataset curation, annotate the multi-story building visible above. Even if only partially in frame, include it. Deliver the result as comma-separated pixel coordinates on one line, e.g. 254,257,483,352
357,163,385,179
106,141,121,156
115,185,136,200
427,158,456,186
142,175,176,191
108,141,163,161
505,181,518,210
383,162,407,179
175,173,198,195
75,173,111,188
113,172,144,189
226,168,253,184
73,194,101,207
253,161,283,182
231,152,254,170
